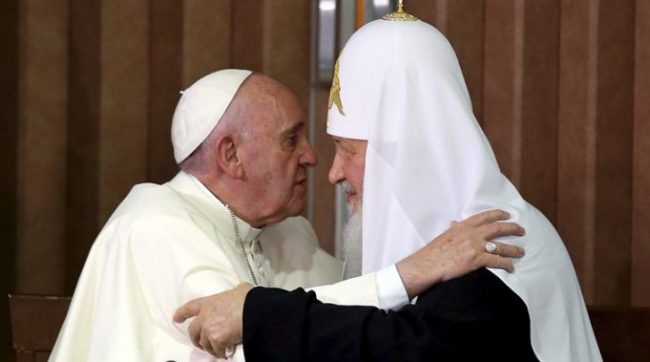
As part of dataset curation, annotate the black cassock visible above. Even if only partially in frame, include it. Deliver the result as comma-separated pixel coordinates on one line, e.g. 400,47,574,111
243,268,538,362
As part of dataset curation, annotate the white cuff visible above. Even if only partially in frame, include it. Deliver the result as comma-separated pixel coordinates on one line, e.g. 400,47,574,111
376,264,410,310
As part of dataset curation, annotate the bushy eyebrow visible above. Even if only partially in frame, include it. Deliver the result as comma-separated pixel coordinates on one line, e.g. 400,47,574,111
280,120,305,136
334,138,355,153
334,138,354,150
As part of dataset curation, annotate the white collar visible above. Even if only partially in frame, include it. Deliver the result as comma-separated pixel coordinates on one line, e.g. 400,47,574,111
186,173,263,242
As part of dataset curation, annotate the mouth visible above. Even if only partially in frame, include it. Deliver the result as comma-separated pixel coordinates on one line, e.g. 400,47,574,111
341,182,358,204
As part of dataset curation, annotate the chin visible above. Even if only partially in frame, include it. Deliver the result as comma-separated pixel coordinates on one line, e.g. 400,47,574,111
347,199,359,211
347,196,362,214
273,198,306,221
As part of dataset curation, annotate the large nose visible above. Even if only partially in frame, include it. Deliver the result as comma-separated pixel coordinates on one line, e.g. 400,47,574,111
299,142,318,167
328,153,344,185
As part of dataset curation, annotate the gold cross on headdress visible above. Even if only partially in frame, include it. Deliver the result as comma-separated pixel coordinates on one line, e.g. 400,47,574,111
328,57,345,116
383,0,418,21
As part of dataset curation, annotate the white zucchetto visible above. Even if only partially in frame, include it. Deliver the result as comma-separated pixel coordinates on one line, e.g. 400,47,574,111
171,69,252,163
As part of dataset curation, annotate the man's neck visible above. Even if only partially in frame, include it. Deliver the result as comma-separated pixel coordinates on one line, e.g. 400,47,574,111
188,172,265,228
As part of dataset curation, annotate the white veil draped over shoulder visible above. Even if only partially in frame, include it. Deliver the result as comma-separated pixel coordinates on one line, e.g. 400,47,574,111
326,19,601,362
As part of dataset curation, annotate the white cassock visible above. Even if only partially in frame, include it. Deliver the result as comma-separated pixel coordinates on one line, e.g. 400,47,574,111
50,171,381,362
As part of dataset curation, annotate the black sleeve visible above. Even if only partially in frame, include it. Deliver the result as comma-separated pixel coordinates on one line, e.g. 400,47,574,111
243,268,537,362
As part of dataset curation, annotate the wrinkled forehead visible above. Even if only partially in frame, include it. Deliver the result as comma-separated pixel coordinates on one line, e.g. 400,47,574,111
235,77,305,135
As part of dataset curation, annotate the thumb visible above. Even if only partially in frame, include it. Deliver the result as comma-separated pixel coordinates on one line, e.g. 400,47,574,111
173,298,202,323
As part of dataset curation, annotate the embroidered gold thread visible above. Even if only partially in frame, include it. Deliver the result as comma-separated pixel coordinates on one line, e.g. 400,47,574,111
382,0,418,22
328,57,345,116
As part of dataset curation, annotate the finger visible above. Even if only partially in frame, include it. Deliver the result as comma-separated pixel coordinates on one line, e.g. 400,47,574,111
490,242,525,258
478,222,525,240
481,254,515,273
188,319,202,349
463,209,510,227
199,330,220,358
211,338,228,360
173,299,202,323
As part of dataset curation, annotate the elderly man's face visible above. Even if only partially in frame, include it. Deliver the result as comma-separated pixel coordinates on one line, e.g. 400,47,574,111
329,137,367,212
239,86,317,225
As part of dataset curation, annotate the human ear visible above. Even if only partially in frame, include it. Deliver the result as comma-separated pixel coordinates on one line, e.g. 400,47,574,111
216,136,244,179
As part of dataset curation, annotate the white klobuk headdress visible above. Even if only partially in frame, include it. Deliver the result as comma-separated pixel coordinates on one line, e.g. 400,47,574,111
327,13,601,362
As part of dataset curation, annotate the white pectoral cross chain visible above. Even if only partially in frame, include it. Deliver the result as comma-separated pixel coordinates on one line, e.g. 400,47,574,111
225,204,260,286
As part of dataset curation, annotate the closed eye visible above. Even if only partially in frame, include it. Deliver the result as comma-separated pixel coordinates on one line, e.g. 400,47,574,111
280,132,300,151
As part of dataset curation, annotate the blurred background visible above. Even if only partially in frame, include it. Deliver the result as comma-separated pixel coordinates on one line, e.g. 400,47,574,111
0,0,648,360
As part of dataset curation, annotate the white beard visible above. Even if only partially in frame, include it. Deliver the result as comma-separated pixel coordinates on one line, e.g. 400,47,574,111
342,208,363,279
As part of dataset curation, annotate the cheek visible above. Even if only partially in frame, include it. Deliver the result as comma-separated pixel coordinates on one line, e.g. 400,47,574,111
350,159,365,193
353,176,364,195
268,160,299,196
253,152,302,198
